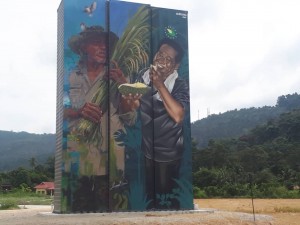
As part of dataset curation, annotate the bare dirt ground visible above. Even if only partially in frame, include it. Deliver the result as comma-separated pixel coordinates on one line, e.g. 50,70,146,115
0,199,299,225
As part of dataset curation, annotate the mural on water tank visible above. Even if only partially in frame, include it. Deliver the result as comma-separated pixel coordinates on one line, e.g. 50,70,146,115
57,0,192,212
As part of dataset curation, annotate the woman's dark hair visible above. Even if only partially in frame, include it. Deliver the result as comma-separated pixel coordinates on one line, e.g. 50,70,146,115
157,38,184,63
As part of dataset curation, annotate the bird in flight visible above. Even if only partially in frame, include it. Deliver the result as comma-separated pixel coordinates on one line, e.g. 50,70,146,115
84,2,97,16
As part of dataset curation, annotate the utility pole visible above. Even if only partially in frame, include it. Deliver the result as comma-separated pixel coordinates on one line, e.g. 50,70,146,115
207,108,210,117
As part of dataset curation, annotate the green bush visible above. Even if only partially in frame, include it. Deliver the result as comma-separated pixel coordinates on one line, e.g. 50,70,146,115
285,190,300,198
0,200,19,210
204,186,223,197
193,186,207,198
223,183,249,197
192,182,300,198
257,183,287,198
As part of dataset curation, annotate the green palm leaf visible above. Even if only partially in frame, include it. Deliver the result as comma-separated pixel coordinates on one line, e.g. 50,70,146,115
77,5,151,145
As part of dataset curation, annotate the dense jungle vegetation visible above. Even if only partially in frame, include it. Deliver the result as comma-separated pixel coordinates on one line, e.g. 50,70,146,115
192,93,300,198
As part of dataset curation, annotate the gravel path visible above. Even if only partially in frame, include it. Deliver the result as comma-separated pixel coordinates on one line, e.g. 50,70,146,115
0,205,274,225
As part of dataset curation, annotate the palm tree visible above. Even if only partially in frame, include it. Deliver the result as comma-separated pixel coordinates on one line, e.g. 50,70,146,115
29,157,37,170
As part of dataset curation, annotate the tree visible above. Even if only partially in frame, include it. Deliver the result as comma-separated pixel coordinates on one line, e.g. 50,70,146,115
29,157,37,170
276,93,300,110
239,146,269,172
8,167,31,188
193,168,218,188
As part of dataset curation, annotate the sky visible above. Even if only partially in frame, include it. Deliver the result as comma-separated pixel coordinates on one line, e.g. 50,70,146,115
0,0,299,134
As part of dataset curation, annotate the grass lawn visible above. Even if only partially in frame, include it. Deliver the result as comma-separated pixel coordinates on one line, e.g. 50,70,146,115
0,191,52,210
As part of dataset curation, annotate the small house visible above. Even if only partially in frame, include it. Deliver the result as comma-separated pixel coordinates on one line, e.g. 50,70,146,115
34,182,54,195
1,184,12,192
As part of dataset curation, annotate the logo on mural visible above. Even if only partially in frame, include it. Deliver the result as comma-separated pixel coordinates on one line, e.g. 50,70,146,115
164,26,177,39
176,12,187,19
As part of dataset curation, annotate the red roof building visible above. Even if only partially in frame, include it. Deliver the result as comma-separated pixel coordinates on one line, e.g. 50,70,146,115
34,182,55,195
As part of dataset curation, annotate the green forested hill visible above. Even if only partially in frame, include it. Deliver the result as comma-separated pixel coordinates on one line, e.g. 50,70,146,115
0,131,55,171
192,93,300,149
192,108,300,197
0,93,299,173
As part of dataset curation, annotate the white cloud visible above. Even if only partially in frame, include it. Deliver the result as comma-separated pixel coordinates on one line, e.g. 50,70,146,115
0,0,59,133
189,0,300,121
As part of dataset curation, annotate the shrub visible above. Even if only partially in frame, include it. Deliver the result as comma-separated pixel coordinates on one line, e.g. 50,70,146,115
204,186,223,197
223,183,249,197
0,200,19,210
285,190,300,198
193,186,207,198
